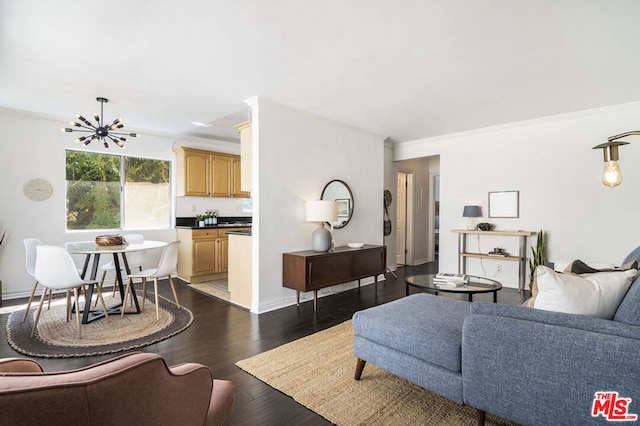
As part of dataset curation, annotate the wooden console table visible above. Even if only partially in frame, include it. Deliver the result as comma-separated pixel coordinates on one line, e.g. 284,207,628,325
452,230,535,292
283,245,386,311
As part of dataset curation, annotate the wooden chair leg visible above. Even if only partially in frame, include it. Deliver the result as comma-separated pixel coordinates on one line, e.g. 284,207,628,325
95,285,108,318
154,278,160,320
94,271,107,307
30,290,48,338
46,288,52,310
355,358,366,380
168,276,180,308
22,280,39,322
73,287,82,339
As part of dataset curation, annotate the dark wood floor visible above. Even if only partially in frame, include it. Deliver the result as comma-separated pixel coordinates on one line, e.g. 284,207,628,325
0,264,529,425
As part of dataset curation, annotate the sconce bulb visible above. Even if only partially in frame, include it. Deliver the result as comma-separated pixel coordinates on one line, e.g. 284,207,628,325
602,161,623,188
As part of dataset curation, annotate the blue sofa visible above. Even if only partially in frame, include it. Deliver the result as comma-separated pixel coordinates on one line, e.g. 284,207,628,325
353,247,640,425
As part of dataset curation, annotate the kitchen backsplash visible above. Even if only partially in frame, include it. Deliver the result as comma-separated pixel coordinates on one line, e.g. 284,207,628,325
175,195,252,218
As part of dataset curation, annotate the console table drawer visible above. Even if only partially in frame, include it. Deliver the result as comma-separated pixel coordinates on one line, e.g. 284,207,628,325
307,255,353,289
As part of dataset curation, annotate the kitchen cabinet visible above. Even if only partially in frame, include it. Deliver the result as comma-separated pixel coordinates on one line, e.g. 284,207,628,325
231,156,250,198
179,149,209,196
228,233,252,309
209,153,231,197
177,227,250,283
233,120,252,192
174,147,249,198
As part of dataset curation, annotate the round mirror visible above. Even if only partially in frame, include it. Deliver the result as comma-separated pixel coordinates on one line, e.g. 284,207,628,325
321,179,354,229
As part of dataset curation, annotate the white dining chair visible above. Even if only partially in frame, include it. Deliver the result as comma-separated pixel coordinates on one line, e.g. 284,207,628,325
31,245,110,339
121,241,181,320
22,238,53,322
98,234,146,298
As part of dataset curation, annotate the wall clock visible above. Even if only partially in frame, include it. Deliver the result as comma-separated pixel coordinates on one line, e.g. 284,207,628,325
23,178,53,201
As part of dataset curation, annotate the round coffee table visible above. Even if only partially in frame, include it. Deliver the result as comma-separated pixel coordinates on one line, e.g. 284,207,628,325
405,274,502,302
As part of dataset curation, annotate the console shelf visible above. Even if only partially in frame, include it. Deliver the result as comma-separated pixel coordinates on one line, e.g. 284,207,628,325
452,229,535,292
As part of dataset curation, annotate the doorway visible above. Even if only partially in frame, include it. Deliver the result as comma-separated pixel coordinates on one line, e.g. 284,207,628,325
396,171,414,266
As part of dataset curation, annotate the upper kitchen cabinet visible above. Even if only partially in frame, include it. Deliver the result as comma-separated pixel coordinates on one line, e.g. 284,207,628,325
178,148,209,196
175,147,250,198
233,120,252,192
231,156,250,198
210,153,231,197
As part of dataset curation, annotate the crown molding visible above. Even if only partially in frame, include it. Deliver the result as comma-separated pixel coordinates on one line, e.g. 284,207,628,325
395,101,640,149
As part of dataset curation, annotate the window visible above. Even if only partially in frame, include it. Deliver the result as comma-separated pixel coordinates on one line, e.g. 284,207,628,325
66,150,171,230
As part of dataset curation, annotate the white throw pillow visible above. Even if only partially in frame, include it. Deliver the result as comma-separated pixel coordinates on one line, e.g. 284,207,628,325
533,266,637,319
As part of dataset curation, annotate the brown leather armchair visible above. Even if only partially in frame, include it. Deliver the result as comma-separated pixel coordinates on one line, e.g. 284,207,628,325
0,352,234,425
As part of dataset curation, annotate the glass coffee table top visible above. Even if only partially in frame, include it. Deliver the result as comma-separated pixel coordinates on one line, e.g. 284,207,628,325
405,274,502,302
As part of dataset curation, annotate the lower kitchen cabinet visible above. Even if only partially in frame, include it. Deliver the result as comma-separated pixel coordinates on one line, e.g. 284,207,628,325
177,228,249,283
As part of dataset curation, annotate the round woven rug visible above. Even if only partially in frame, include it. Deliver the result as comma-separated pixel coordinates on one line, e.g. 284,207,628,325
6,291,193,358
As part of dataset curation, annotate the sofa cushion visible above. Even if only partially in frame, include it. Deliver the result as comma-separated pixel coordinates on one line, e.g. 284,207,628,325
528,260,637,307
532,266,636,319
471,302,640,340
614,277,640,325
352,293,471,372
614,245,640,325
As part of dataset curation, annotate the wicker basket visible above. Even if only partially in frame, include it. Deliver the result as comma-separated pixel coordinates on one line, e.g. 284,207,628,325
95,235,124,246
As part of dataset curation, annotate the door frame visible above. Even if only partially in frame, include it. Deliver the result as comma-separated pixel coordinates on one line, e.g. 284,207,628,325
396,171,414,266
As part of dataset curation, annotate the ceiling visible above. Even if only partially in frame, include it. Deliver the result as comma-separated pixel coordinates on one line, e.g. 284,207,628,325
2,1,640,144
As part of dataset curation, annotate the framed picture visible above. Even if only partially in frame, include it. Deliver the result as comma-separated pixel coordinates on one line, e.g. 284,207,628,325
336,198,351,217
488,191,519,218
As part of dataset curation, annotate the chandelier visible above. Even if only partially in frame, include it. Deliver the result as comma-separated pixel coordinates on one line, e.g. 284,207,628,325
62,97,139,148
592,131,640,188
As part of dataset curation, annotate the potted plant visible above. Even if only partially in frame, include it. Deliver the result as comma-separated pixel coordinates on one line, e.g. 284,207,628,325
205,209,218,225
529,229,545,290
195,214,206,227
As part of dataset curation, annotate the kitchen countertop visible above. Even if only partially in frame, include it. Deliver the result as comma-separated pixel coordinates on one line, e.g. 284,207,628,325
175,216,252,230
226,230,252,236
176,224,252,230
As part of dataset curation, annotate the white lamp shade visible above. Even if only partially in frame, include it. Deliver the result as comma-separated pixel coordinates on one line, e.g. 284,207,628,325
306,200,338,222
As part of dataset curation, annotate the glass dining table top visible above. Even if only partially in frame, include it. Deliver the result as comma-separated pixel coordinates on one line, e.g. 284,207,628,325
65,240,167,254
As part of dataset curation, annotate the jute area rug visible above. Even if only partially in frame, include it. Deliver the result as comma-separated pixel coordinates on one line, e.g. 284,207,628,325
6,291,193,358
236,321,516,426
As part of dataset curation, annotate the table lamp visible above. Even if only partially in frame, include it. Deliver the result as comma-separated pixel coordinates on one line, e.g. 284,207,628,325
306,200,338,252
463,205,481,230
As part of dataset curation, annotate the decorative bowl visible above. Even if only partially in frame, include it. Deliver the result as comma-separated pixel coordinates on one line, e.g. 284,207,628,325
96,235,124,246
347,242,364,249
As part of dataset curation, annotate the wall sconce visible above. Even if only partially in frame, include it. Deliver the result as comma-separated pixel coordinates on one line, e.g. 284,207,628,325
593,131,640,188
462,205,481,230
306,200,338,252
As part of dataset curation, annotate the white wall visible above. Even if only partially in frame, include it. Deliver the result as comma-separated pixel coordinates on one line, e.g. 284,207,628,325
394,102,640,288
0,109,240,299
252,98,385,313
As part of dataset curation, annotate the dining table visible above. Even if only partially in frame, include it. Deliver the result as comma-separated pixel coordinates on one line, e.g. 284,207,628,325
65,240,168,324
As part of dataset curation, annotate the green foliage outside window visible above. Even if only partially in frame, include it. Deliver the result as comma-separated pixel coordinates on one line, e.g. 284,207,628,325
66,151,170,230
66,151,120,230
